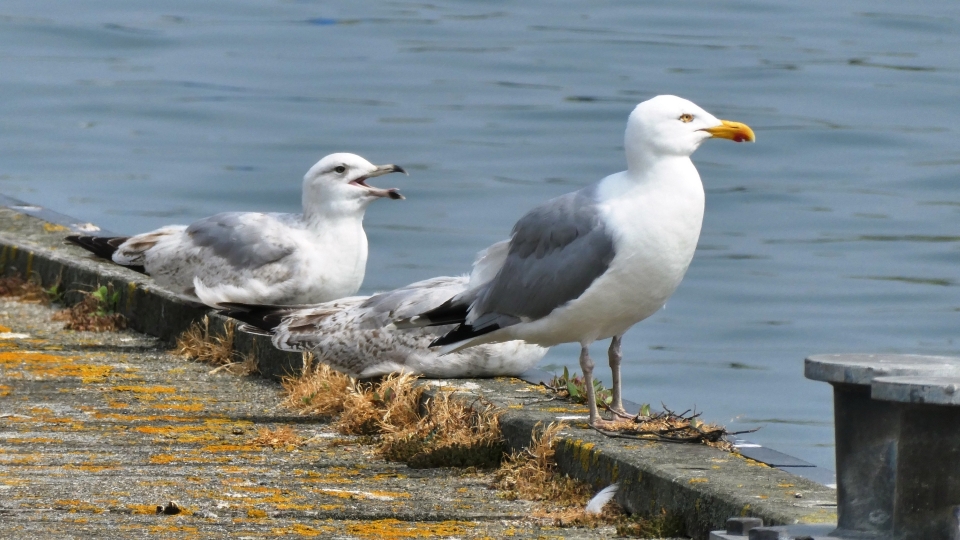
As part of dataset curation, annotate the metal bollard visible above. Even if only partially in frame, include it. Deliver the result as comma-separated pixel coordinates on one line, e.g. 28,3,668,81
804,354,960,538
872,375,960,540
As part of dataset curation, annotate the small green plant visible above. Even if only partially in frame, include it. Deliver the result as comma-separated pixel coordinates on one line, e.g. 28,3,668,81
549,366,613,408
89,285,121,316
51,283,126,332
45,283,64,304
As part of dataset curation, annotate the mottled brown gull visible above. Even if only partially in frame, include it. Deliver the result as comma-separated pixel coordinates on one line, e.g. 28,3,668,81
219,275,547,378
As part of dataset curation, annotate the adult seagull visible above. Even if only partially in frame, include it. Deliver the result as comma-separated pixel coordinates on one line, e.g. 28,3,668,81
399,95,754,425
66,153,406,305
217,275,548,379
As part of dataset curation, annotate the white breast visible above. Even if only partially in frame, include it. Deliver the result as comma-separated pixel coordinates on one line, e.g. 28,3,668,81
289,218,368,303
506,158,705,346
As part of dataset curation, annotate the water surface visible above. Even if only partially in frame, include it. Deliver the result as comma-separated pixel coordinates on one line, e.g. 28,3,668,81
3,0,960,469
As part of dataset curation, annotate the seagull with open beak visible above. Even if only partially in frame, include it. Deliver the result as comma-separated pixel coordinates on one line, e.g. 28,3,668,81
67,152,408,306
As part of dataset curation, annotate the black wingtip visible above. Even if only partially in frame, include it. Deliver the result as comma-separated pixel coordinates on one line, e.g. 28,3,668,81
413,297,470,328
217,302,289,334
65,235,128,261
429,322,499,348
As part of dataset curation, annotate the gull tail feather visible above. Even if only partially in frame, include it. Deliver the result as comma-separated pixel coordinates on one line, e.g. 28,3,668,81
216,301,294,334
585,483,619,515
236,323,272,337
395,296,469,329
65,235,146,273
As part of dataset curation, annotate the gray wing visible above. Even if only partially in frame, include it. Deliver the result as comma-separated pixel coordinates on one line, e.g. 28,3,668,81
357,276,469,328
186,212,298,269
469,186,615,328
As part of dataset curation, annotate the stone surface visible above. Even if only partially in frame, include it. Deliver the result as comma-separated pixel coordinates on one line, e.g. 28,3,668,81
0,300,609,539
805,353,960,539
0,204,840,540
805,354,960,386
872,375,960,406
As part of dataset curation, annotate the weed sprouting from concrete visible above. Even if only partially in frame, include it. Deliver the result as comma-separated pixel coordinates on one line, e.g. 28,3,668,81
174,316,256,375
252,426,304,450
548,366,613,408
51,284,126,332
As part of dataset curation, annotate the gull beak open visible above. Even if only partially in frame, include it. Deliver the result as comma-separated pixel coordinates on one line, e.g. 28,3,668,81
702,120,756,143
351,164,408,200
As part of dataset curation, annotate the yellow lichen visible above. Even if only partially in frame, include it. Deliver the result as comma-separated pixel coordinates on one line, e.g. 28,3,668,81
128,504,158,515
345,519,474,539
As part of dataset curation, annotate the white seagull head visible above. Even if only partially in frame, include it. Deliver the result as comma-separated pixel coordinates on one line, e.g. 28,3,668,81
624,95,755,170
302,152,407,214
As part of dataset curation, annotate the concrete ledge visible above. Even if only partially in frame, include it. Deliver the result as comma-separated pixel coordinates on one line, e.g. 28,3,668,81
0,205,838,540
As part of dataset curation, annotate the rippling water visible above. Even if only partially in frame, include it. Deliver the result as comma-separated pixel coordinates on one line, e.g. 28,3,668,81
3,1,960,469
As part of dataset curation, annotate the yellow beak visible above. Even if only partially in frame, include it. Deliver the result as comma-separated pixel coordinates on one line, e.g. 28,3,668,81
702,120,756,143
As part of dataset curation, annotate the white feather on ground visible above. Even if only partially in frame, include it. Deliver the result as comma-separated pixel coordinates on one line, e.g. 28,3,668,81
222,275,547,379
585,483,619,515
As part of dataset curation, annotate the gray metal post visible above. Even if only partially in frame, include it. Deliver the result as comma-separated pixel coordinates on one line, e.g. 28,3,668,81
804,354,960,538
872,375,960,540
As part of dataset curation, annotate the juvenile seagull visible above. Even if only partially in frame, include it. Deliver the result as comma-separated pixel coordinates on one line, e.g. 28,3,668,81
217,275,548,379
399,95,755,425
66,153,406,305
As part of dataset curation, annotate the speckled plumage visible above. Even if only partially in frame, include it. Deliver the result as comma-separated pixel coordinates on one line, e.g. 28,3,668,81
228,276,548,379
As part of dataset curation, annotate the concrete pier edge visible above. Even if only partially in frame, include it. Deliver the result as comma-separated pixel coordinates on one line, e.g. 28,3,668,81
0,204,837,540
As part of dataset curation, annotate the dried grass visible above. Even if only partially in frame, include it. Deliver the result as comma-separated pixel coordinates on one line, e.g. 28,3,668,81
338,372,423,436
0,275,50,304
51,286,126,332
174,316,257,375
494,422,622,527
281,360,354,418
251,426,304,450
378,390,504,469
282,365,503,468
597,409,738,452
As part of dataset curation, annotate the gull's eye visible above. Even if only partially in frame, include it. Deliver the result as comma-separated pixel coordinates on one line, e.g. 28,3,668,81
334,165,346,174
679,113,694,123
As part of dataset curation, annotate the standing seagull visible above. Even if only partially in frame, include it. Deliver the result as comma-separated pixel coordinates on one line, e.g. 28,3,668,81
66,153,406,305
216,275,548,379
399,95,754,425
